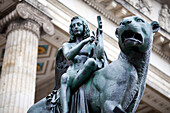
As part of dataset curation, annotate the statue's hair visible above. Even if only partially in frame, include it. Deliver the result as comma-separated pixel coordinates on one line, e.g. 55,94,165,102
69,16,90,42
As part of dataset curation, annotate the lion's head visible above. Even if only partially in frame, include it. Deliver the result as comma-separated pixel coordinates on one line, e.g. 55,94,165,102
115,16,159,55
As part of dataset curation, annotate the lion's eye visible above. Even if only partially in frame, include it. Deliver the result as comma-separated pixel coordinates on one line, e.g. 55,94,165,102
136,18,144,23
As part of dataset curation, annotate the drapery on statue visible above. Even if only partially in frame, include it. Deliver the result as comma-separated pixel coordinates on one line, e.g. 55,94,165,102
28,16,160,113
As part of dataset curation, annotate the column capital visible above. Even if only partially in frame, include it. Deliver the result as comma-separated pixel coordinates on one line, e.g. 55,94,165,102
7,20,41,38
0,2,54,36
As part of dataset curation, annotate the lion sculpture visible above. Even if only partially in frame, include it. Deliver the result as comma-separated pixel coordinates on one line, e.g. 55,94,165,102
28,16,160,113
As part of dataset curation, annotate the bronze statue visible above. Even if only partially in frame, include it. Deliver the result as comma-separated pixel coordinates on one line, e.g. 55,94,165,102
28,16,159,113
60,16,108,113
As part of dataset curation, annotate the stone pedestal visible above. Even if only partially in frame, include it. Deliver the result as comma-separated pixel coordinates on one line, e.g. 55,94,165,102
0,2,54,113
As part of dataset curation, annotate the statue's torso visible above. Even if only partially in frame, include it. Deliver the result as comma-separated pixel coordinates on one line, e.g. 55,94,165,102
67,42,95,74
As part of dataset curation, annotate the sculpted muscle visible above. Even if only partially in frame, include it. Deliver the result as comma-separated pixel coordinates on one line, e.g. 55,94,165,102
86,16,160,113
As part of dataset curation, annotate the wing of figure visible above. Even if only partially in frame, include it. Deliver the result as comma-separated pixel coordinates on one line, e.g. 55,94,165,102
54,48,71,90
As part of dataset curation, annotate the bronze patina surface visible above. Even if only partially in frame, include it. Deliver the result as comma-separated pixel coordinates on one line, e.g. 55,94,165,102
28,16,159,113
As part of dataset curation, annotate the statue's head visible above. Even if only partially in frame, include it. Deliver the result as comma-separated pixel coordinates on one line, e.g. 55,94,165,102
115,16,160,55
69,16,90,42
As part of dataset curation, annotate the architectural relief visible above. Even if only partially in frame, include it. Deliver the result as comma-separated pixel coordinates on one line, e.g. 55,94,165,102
136,0,152,14
158,4,170,32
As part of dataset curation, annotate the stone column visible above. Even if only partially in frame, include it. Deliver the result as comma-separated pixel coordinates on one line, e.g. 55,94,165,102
0,2,54,113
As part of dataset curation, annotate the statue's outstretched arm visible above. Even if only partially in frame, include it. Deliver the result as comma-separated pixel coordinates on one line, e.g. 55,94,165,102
95,16,104,60
62,37,94,60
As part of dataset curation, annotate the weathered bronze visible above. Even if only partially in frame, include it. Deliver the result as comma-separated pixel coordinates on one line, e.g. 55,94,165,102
60,16,108,113
27,16,159,113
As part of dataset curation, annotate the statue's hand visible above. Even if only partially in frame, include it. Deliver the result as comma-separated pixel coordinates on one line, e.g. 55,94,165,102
83,37,94,44
90,35,95,43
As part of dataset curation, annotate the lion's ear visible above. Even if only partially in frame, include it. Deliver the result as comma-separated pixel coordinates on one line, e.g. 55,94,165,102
151,21,160,33
115,28,119,38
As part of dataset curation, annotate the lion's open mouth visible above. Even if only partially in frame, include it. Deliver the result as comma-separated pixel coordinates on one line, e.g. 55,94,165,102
121,30,143,44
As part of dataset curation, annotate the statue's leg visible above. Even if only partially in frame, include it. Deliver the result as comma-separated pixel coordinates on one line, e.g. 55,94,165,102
71,58,97,91
60,73,74,113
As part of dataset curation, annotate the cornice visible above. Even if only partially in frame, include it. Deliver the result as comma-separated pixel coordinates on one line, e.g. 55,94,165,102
83,0,119,25
152,45,170,63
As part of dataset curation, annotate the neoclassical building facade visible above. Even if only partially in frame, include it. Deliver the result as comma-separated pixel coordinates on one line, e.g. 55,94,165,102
0,0,169,113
